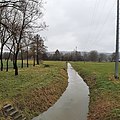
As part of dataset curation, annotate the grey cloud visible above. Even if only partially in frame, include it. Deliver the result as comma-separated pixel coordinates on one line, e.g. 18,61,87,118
43,0,117,53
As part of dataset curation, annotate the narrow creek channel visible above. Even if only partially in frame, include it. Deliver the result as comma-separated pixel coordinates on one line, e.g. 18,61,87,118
33,63,89,120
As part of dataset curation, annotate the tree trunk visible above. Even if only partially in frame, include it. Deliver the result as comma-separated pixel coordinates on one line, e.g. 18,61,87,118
12,41,15,69
1,46,3,71
13,54,15,69
14,49,19,76
1,58,3,71
21,58,23,68
36,54,39,65
21,49,23,68
14,58,18,75
27,46,29,67
6,59,9,72
33,51,35,66
6,53,11,72
15,64,18,75
36,38,39,65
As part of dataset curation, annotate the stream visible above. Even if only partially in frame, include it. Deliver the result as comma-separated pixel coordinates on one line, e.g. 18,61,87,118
33,63,89,120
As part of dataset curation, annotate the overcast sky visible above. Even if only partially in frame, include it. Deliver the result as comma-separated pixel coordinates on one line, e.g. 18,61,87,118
42,0,117,53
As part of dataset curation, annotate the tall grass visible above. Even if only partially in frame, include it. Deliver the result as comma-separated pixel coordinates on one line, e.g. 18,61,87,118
0,61,68,119
71,62,120,120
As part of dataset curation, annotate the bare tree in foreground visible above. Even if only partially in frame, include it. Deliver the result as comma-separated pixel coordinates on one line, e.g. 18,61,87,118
0,0,45,75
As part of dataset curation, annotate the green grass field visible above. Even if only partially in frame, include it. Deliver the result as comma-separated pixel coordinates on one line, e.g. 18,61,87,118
71,62,120,120
0,61,68,119
1,60,33,70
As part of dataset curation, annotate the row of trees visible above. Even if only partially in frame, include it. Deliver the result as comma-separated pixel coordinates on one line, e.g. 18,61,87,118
47,50,115,62
0,0,47,75
1,34,47,67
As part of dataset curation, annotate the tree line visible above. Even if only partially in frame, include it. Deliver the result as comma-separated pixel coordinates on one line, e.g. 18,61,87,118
0,0,47,75
46,50,116,62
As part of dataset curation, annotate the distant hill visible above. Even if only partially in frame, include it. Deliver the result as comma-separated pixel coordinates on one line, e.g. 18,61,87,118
47,51,113,56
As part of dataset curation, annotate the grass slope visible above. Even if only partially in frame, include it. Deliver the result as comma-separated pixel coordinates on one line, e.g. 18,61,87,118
71,62,120,120
0,61,68,119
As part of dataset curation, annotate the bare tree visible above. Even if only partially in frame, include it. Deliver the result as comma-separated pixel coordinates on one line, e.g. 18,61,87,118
0,6,13,71
0,0,45,75
29,34,47,65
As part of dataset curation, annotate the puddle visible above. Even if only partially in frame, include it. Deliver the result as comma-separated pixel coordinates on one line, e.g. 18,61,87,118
33,63,89,120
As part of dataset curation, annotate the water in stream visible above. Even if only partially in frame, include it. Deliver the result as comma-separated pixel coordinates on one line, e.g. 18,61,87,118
33,63,89,120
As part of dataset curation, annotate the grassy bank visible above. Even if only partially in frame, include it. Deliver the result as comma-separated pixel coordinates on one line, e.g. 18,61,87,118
71,62,120,120
0,61,68,119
